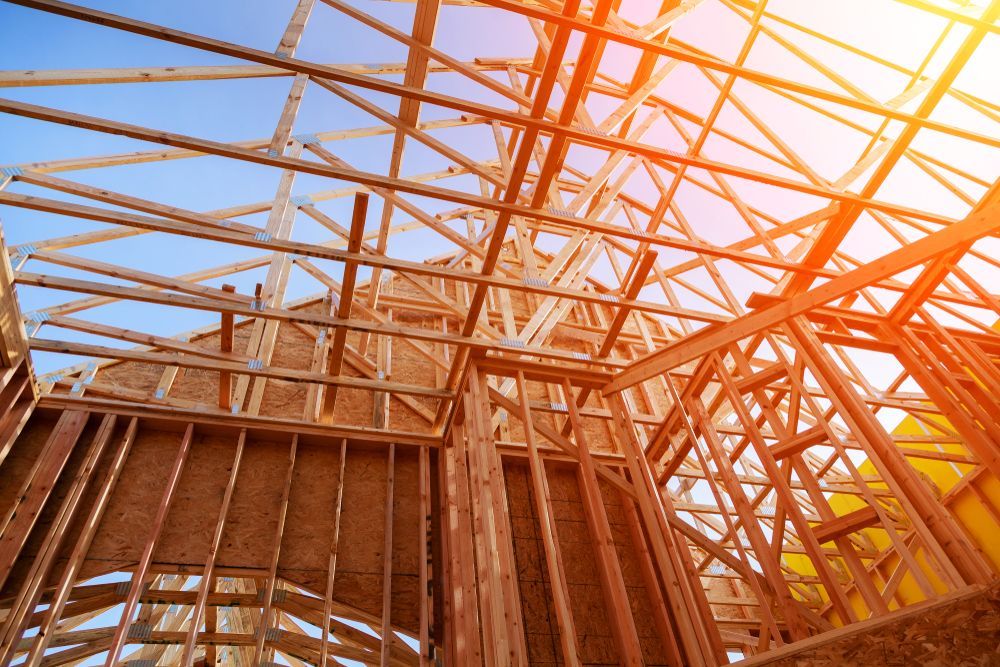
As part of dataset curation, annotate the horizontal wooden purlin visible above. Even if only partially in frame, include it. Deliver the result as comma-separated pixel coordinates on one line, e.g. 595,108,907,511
635,200,993,314
49,376,205,411
0,168,811,298
675,501,821,523
770,425,828,460
12,0,996,158
0,190,728,325
0,94,969,230
31,337,451,399
469,0,1000,142
363,293,672,348
814,330,899,353
605,197,1000,392
894,447,975,466
15,271,475,350
715,613,822,629
670,467,895,499
812,506,882,544
26,259,276,327
8,118,483,177
801,306,1000,356
733,362,785,394
0,59,541,87
35,395,441,447
518,399,662,427
15,271,626,370
486,386,637,500
474,353,612,388
42,314,255,364
707,540,873,560
15,628,375,662
15,171,263,236
495,440,628,467
29,248,256,305
53,321,445,431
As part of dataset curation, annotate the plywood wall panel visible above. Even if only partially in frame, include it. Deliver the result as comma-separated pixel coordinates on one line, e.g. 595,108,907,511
503,460,561,667
0,415,58,516
0,413,97,598
280,440,342,578
156,432,238,567
83,425,186,579
390,447,422,632
0,414,424,631
333,443,389,622
546,464,619,665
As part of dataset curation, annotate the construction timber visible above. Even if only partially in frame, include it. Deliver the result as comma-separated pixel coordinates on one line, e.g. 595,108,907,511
0,0,998,665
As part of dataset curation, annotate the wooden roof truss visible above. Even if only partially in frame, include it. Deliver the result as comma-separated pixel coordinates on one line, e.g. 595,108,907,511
0,0,998,664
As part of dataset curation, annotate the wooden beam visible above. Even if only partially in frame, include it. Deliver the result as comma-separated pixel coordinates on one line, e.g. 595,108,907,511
253,435,298,664
380,443,396,667
812,506,880,545
320,193,369,422
607,195,1000,392
179,429,245,665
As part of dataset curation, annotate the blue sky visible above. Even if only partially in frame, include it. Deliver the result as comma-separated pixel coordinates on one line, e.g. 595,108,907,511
1,0,998,382
0,0,551,375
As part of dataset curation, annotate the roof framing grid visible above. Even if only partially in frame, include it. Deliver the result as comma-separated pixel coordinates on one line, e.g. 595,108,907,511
0,0,998,664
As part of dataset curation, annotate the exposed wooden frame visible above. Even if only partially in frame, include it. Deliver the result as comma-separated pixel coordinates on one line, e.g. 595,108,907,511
0,0,998,664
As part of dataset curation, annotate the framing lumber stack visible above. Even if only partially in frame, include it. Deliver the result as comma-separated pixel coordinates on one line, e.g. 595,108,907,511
0,0,998,665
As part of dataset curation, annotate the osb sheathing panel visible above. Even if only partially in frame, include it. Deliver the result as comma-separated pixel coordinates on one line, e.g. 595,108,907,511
42,416,137,587
335,442,388,621
77,272,666,437
2,414,422,633
160,432,241,567
95,360,163,398
280,440,342,581
547,464,621,666
390,447,421,630
0,414,58,519
330,359,376,429
600,477,672,666
83,299,436,434
706,576,758,624
741,584,1000,667
504,460,563,666
503,458,672,666
0,412,103,598
84,425,191,578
